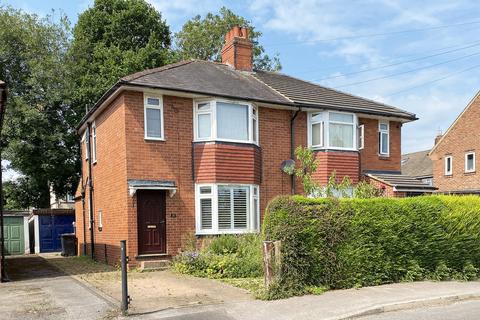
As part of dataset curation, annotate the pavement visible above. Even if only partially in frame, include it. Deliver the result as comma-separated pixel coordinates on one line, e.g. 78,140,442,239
2,255,480,320
131,281,480,320
0,255,116,320
357,299,480,320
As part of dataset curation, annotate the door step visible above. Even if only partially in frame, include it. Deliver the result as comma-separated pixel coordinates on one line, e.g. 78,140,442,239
139,259,171,271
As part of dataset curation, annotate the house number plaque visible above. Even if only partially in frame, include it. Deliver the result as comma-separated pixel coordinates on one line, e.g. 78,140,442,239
147,225,157,229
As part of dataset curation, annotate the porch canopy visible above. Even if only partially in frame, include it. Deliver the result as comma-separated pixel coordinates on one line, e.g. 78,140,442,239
366,173,437,193
127,179,177,197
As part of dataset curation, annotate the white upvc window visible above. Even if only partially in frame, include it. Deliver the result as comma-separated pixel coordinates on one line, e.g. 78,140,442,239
144,95,164,140
379,121,390,156
465,152,475,173
195,184,260,235
92,122,97,163
357,124,365,150
194,99,258,144
308,112,324,148
445,155,453,176
308,111,356,151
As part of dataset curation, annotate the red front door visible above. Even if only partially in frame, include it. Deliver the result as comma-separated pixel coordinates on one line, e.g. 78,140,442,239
137,190,166,254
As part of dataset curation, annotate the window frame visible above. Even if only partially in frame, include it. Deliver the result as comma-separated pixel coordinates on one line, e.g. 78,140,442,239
195,183,260,235
445,155,453,176
144,94,164,141
307,112,324,148
307,110,357,151
92,122,97,163
357,124,365,150
379,120,390,156
193,99,259,145
465,152,475,173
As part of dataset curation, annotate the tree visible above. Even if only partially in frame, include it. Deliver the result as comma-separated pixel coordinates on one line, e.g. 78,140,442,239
175,7,281,71
68,0,173,118
0,6,75,208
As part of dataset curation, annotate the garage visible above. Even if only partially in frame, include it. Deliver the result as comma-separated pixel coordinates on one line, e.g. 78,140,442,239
3,212,29,255
30,209,75,253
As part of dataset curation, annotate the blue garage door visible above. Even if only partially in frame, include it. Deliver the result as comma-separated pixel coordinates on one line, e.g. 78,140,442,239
39,215,74,252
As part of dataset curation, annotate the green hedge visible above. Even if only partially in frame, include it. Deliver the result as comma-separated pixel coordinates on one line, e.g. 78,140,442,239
263,195,480,295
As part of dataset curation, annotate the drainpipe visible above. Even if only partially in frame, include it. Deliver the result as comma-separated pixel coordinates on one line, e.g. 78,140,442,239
0,82,7,282
79,137,87,256
86,122,95,260
290,107,301,195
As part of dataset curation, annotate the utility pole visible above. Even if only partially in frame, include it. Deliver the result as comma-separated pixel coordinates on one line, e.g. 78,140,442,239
0,80,8,282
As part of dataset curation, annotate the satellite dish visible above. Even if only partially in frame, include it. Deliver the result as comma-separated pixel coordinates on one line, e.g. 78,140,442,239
280,159,295,173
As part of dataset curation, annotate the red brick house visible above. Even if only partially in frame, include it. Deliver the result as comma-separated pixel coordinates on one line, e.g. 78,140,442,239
430,91,480,194
75,27,432,266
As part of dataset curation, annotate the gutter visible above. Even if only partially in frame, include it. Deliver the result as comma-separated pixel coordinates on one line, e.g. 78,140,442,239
290,107,301,194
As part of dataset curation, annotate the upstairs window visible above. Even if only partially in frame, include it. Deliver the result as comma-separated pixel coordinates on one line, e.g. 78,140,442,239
144,95,164,140
329,112,355,149
194,100,258,144
308,111,356,150
357,124,365,150
445,155,453,175
465,152,475,173
92,122,97,163
379,121,389,156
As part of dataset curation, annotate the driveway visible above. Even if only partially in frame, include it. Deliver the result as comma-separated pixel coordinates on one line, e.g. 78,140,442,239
0,255,115,320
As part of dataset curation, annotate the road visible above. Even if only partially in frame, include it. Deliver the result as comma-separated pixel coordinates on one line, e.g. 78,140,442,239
357,299,480,320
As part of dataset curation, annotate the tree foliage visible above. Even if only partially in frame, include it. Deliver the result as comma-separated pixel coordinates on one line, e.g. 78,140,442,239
0,6,74,208
175,7,281,71
68,0,173,118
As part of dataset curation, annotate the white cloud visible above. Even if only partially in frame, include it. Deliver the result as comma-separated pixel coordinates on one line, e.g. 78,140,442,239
148,0,222,30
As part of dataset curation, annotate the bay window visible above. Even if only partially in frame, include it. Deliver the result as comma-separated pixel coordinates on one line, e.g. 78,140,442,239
379,121,389,156
144,95,164,140
194,99,258,144
195,184,260,234
308,111,356,150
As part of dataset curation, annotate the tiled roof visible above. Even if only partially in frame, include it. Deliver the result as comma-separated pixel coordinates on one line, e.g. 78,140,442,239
253,71,416,120
79,60,417,127
122,60,292,106
367,173,437,192
401,150,432,178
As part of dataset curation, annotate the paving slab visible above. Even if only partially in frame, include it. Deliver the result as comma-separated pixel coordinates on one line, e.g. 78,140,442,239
133,281,480,320
0,255,116,320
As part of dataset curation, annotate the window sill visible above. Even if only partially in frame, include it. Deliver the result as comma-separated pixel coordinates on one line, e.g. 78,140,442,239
193,139,259,147
145,137,165,142
464,171,476,175
310,146,358,152
196,229,259,236
378,154,390,159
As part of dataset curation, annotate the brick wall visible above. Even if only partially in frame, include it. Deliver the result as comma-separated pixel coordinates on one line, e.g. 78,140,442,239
194,143,261,184
430,93,480,192
359,118,402,173
75,94,129,265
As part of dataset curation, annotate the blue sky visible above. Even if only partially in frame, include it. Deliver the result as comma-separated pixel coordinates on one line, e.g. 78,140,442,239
3,0,480,154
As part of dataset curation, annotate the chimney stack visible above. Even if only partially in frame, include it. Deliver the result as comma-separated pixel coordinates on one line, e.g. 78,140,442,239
434,129,443,145
221,26,253,71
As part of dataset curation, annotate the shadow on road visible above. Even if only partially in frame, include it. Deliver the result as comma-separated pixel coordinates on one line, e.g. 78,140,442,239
5,255,66,281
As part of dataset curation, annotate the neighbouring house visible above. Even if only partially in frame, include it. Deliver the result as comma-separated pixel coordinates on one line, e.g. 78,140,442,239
50,188,75,209
402,150,433,186
28,209,75,254
75,26,433,266
430,91,480,194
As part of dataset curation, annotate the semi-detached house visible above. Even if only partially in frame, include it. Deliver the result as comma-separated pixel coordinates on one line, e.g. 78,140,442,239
75,26,434,266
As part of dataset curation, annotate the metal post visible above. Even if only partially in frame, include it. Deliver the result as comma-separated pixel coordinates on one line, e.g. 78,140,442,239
120,240,130,315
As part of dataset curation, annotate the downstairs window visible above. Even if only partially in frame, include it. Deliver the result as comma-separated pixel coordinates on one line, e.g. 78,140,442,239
195,184,260,234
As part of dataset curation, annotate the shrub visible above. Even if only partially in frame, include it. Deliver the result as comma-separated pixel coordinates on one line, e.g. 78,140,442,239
173,234,263,279
263,195,480,297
